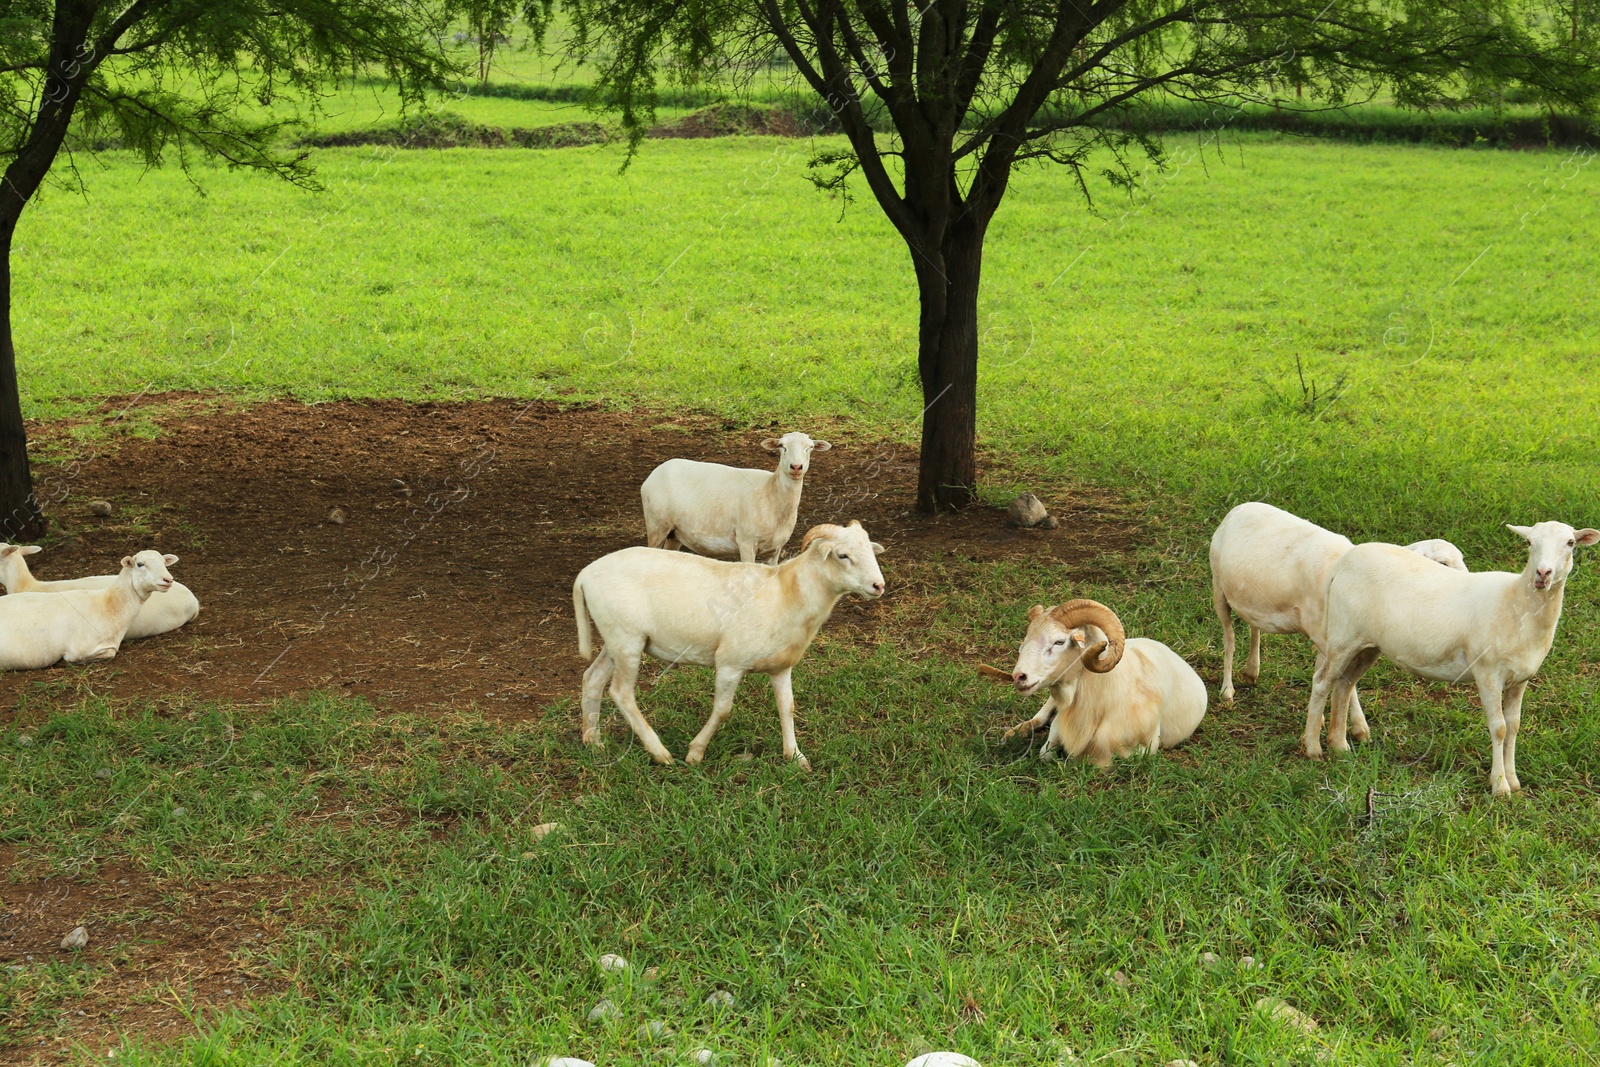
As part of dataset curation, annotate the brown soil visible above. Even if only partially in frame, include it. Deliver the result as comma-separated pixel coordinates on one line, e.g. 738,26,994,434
1,396,1140,725
0,396,1143,1061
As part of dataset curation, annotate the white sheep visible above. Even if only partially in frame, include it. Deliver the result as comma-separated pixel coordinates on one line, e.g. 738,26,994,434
1209,502,1468,740
1405,538,1469,572
0,550,180,670
0,543,199,639
992,599,1206,765
640,431,831,564
1309,521,1598,794
572,521,884,768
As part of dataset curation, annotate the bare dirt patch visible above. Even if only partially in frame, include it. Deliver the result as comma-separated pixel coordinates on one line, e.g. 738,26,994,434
0,846,306,1064
2,396,1141,725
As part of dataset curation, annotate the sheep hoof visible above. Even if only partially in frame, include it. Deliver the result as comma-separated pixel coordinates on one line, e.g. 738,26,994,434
1220,686,1235,703
684,749,705,766
1304,746,1323,761
1039,748,1057,763
792,754,812,772
650,751,675,766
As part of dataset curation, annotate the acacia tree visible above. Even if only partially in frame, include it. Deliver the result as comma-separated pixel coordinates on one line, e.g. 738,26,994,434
544,1,1597,512
0,1,459,539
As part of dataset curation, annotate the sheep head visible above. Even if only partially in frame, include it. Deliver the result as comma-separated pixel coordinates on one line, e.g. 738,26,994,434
1008,598,1127,695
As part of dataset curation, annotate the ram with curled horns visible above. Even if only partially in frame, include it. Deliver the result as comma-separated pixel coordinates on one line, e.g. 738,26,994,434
981,599,1207,766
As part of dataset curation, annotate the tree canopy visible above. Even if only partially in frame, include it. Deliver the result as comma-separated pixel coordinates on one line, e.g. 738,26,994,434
546,0,1599,511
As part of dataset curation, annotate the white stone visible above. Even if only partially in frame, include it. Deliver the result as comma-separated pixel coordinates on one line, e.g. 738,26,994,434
1199,951,1220,970
60,926,89,951
1112,969,1131,987
704,989,735,1010
1239,955,1261,970
692,1050,717,1065
1256,997,1318,1033
906,1055,982,1067
636,1020,671,1041
598,952,629,973
1007,492,1049,528
531,822,561,840
1164,1061,1200,1067
542,1059,597,1067
586,998,617,1026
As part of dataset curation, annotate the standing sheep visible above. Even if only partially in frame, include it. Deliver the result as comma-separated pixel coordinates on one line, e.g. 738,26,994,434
1309,522,1597,794
0,543,199,638
640,431,831,564
993,599,1206,765
572,521,884,768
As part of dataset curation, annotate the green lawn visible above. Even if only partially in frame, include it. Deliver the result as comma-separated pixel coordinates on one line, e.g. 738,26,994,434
6,129,1600,1065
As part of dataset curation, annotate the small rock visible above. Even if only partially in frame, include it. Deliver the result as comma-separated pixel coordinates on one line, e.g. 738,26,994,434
390,479,408,491
1256,997,1318,1033
586,999,617,1026
1164,1061,1200,1067
692,1051,717,1066
597,952,628,973
734,752,755,763
61,927,89,951
1111,969,1130,988
94,768,113,780
250,791,266,802
704,989,735,1010
642,966,660,981
1040,514,1060,529
906,1056,982,1067
636,1021,671,1041
1426,1025,1449,1042
327,507,347,525
1007,492,1049,528
542,1059,597,1067
88,500,114,518
16,734,34,748
531,822,560,840
171,807,186,818
1199,951,1221,971
1239,955,1261,970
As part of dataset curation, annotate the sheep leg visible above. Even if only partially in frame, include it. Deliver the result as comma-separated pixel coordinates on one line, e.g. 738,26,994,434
1346,686,1372,743
1003,698,1057,740
65,645,119,663
1501,679,1528,792
1241,625,1261,685
736,537,759,565
1039,708,1065,761
1477,675,1513,796
1327,648,1380,752
770,668,811,771
580,650,614,747
1213,585,1236,702
686,666,744,765
1303,653,1337,758
605,645,674,764
645,519,672,550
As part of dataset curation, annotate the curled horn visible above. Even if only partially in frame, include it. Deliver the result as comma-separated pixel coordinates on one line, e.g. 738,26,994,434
1049,599,1125,674
801,523,846,552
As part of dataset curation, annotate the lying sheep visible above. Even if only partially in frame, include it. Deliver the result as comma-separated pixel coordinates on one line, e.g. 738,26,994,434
0,543,199,638
572,521,884,768
992,599,1206,765
1310,521,1597,794
0,551,180,670
640,431,831,564
1209,502,1468,742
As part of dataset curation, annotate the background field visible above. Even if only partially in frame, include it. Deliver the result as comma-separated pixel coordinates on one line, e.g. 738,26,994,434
5,40,1600,1067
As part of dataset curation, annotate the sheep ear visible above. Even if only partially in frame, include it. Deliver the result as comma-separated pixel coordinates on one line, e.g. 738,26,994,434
1067,628,1087,645
162,554,179,566
0,545,15,558
760,438,782,451
812,440,832,452
869,541,885,554
1507,524,1534,542
1027,604,1045,621
1576,529,1600,547
21,545,41,556
121,556,135,569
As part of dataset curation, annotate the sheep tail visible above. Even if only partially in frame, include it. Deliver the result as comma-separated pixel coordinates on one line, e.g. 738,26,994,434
573,577,593,661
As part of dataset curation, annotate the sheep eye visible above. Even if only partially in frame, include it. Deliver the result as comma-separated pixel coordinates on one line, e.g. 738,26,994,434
837,553,850,562
1568,540,1576,547
1052,639,1066,648
136,562,145,568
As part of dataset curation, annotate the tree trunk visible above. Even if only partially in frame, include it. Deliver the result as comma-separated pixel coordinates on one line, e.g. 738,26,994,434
914,215,986,513
0,218,43,541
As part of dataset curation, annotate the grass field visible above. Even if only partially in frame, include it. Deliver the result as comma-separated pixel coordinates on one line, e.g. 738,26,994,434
6,107,1600,1066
